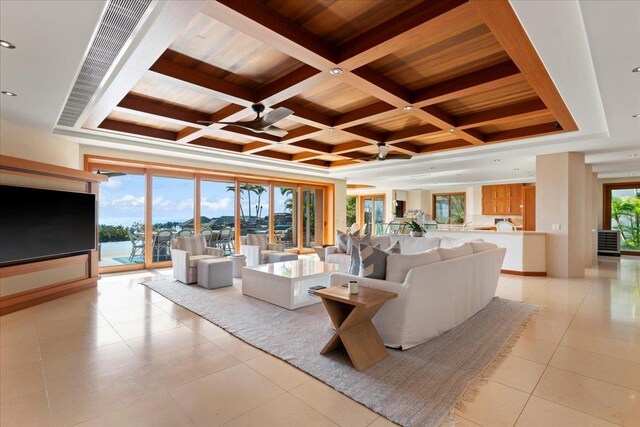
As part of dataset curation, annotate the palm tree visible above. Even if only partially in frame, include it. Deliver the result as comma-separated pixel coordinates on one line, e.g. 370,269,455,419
611,196,640,249
226,185,246,222
280,187,293,213
252,185,267,222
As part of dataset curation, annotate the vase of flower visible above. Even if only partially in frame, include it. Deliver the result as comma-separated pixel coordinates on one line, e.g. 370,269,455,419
407,220,424,237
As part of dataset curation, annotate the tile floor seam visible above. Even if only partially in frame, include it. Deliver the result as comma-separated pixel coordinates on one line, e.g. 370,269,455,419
512,267,597,426
552,340,640,365
526,395,626,427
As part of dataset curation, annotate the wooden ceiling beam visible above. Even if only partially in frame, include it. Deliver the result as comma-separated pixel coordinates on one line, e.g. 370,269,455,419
291,152,325,162
275,100,333,128
242,141,272,154
148,57,257,105
341,125,385,144
392,142,421,155
470,0,577,131
116,94,210,127
332,101,396,128
331,141,372,155
254,150,293,162
330,159,359,168
302,159,330,168
419,139,472,153
99,119,177,141
456,98,549,129
384,124,442,144
412,61,525,107
337,0,471,69
484,122,562,143
289,140,333,154
189,138,244,153
350,66,411,103
202,0,336,69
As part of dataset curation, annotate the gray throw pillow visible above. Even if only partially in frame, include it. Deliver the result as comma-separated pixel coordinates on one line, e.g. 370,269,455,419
349,243,380,276
347,234,371,255
336,230,349,253
359,243,388,279
385,241,401,254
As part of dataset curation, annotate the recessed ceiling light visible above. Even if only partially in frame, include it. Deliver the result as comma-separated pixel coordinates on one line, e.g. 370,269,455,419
448,128,455,133
0,40,15,49
629,154,639,157
493,159,501,162
329,67,343,75
327,127,336,132
513,168,520,171
429,167,436,170
633,66,640,73
456,173,462,176
1,91,17,96
403,105,413,111
628,173,634,176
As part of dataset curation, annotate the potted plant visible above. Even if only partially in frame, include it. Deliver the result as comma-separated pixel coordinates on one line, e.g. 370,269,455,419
407,220,424,237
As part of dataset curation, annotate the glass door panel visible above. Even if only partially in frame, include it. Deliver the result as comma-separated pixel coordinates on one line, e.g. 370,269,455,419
97,172,145,268
363,198,373,236
239,183,270,240
610,187,640,252
346,196,357,228
201,179,236,255
274,185,298,249
302,188,324,249
151,176,194,263
374,198,384,235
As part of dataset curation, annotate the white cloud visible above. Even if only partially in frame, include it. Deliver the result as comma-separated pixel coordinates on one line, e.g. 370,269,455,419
201,197,231,211
152,196,174,210
101,179,123,190
110,194,145,208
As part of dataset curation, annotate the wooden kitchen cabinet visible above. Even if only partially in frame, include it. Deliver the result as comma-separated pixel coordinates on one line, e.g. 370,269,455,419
482,183,525,215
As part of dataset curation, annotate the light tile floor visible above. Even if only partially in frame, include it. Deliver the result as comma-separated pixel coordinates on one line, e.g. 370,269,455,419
0,257,638,427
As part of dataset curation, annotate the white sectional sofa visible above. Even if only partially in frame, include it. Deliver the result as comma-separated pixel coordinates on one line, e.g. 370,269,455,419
325,235,471,272
328,239,506,350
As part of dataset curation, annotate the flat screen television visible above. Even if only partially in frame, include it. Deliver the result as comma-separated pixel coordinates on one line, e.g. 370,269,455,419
0,185,96,266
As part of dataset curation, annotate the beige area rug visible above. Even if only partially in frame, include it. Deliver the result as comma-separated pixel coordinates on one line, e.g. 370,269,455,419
143,279,538,427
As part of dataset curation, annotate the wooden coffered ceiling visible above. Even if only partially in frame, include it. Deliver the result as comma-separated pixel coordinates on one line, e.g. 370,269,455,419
88,0,578,168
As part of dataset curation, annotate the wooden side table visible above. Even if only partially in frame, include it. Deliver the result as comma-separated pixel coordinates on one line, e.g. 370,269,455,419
313,286,397,371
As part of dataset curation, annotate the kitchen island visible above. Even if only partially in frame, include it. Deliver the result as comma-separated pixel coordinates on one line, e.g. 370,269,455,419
426,229,546,275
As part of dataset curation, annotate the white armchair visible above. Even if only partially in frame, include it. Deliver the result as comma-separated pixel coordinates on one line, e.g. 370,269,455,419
241,234,285,264
171,235,223,284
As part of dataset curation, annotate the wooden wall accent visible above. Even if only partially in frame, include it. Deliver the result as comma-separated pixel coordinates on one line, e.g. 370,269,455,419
81,0,576,169
0,155,106,315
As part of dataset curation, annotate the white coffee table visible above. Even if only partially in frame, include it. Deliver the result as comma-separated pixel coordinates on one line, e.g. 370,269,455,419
242,258,340,310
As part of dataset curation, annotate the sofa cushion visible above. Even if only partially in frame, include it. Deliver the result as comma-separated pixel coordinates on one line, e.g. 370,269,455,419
438,242,473,260
371,235,391,251
336,230,349,253
397,236,440,254
188,254,216,267
349,243,380,275
471,241,498,253
385,241,401,254
438,236,466,249
347,234,371,255
386,249,441,283
359,244,388,279
178,235,207,255
326,252,350,272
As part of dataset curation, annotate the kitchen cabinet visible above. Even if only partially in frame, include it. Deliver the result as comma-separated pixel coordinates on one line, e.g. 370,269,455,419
482,183,525,215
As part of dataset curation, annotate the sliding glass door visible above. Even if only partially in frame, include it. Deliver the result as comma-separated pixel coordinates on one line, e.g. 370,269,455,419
274,185,298,249
97,172,145,269
201,179,235,254
361,195,384,235
151,175,194,264
302,187,324,249
239,182,270,240
604,183,640,254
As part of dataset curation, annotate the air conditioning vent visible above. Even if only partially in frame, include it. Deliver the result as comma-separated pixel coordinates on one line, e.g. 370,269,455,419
56,0,151,127
597,230,620,256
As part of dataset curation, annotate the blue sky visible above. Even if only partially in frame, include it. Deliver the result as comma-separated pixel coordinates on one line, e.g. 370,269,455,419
99,174,292,226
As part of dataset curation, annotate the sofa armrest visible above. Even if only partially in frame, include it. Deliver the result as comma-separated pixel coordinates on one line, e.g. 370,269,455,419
329,273,403,294
171,249,189,283
325,246,338,259
267,243,285,252
205,247,223,257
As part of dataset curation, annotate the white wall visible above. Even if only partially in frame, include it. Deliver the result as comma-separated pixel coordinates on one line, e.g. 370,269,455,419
0,119,80,169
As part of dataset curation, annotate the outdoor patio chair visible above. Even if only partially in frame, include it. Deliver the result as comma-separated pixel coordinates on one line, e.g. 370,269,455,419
128,230,144,262
153,229,173,262
216,227,234,255
200,228,213,245
176,229,193,239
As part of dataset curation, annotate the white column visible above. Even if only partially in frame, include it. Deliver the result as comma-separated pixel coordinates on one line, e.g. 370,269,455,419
536,152,586,278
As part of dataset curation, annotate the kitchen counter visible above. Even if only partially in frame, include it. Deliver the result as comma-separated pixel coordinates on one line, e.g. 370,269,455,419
425,229,546,275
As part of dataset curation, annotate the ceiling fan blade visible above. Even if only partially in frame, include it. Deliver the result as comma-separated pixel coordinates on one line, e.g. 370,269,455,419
264,126,288,138
96,170,126,177
197,120,215,124
384,154,413,160
263,107,293,125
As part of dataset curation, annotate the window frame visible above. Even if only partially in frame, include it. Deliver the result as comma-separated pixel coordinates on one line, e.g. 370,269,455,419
432,192,466,225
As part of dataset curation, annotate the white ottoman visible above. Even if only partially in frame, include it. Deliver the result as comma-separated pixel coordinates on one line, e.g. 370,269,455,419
197,258,233,289
266,252,298,263
229,254,246,279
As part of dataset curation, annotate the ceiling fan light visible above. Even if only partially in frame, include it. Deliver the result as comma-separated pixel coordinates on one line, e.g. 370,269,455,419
0,40,15,49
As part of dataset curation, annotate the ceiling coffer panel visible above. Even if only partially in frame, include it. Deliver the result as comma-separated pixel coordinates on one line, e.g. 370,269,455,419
57,0,152,127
